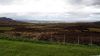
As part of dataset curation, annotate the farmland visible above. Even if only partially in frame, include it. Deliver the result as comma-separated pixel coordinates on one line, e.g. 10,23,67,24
0,27,14,30
1,17,100,45
1,22,100,45
1,17,100,56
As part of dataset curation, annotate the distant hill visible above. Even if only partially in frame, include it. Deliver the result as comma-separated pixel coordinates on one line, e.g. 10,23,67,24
24,20,66,23
0,17,14,21
93,21,100,25
0,17,31,26
0,17,100,27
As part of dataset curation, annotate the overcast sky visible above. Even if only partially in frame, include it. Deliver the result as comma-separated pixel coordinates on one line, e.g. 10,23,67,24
0,0,100,22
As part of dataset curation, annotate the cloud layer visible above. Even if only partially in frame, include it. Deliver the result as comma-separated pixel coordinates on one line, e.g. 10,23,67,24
0,0,16,5
0,0,100,22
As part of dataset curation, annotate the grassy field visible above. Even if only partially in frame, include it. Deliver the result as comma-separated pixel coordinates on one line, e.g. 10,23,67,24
0,27,14,30
0,39,100,56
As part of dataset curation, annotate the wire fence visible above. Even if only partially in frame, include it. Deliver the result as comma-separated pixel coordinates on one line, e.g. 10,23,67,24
0,31,100,45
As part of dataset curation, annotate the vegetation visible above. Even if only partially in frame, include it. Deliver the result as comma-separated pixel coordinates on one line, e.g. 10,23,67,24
1,18,100,43
0,39,100,56
1,23,100,45
0,27,14,30
89,28,100,32
1,17,100,56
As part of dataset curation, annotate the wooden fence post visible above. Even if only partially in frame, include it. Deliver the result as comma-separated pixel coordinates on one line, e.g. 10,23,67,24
50,32,53,42
77,35,80,45
63,33,66,45
90,36,93,46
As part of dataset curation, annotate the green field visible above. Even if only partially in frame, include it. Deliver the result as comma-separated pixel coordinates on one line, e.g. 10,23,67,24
0,27,14,30
0,39,100,56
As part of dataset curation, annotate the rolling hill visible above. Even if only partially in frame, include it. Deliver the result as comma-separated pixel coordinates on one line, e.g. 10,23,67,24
0,17,32,26
1,17,100,45
0,17,14,21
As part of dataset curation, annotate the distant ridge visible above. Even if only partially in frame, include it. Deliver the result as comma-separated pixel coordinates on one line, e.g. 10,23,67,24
0,17,14,21
0,17,100,26
0,17,30,25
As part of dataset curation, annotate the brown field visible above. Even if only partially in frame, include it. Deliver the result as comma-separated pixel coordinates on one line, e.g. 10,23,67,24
0,23,100,45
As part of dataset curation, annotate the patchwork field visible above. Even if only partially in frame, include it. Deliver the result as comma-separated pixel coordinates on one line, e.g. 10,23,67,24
1,23,100,45
1,17,100,56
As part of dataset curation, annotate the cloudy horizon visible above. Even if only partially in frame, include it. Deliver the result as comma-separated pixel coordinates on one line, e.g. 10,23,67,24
0,0,100,22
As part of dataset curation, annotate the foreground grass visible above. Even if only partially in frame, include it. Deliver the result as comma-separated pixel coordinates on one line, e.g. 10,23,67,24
0,39,100,56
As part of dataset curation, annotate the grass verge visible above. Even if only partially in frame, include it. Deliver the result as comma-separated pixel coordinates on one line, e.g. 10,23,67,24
0,39,100,56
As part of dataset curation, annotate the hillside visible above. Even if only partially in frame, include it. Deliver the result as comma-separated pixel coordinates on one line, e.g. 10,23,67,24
0,17,32,26
1,17,100,45
0,17,100,26
0,17,13,21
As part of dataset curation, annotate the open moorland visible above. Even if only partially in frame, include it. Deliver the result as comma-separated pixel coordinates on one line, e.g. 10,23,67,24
1,17,100,56
1,20,100,45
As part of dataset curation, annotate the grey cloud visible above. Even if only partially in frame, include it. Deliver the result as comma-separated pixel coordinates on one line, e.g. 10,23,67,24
67,0,83,5
0,0,16,5
92,12,100,15
67,0,100,7
0,13,32,20
91,0,100,6
0,12,100,22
